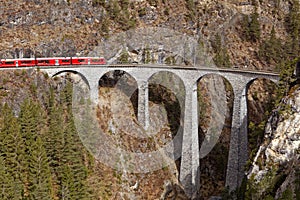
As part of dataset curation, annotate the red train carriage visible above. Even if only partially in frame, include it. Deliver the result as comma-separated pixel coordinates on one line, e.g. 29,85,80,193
1,58,36,67
36,57,71,66
71,57,106,65
0,57,106,68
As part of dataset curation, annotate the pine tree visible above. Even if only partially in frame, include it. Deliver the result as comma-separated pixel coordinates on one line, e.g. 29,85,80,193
286,0,300,40
60,78,73,109
259,26,283,64
63,117,89,199
46,103,65,171
44,96,65,199
60,165,75,200
242,9,261,42
108,0,120,20
249,10,261,42
46,80,90,199
19,99,44,150
59,82,89,199
212,34,232,68
0,104,25,199
273,58,299,107
119,50,130,64
0,156,16,200
144,45,151,64
18,99,46,198
285,0,300,59
28,136,52,200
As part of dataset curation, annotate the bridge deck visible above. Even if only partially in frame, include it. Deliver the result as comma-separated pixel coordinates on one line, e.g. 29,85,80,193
0,64,279,77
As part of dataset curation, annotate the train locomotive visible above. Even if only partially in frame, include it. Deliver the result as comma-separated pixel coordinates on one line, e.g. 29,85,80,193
0,57,106,68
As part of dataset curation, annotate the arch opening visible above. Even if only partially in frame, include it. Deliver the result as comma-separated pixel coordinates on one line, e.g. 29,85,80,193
197,73,234,199
51,71,91,106
246,78,278,170
98,70,138,118
52,70,90,90
148,71,186,178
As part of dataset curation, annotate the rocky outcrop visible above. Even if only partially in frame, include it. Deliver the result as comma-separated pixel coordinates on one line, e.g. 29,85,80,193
246,85,300,199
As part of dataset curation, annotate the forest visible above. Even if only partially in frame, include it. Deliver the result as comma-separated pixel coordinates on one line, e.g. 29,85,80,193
0,78,94,199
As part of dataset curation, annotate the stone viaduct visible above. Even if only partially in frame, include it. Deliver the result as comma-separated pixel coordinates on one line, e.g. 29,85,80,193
40,64,279,198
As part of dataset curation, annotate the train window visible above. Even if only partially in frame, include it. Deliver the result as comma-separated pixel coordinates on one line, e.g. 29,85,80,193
78,59,85,62
92,59,100,62
62,59,70,62
5,61,14,65
38,60,49,63
21,60,34,64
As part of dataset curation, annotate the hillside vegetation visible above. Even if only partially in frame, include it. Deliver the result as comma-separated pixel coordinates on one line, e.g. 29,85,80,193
0,0,299,70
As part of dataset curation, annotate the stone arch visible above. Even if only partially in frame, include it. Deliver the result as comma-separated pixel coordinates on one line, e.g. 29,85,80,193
98,70,139,118
147,70,186,178
246,76,278,89
51,70,90,90
245,77,278,170
196,73,234,198
245,77,278,125
148,70,186,133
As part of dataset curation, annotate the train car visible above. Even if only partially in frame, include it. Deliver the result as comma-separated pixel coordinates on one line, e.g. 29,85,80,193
71,57,106,65
1,58,36,68
1,59,22,68
36,57,71,66
89,57,106,65
0,56,106,68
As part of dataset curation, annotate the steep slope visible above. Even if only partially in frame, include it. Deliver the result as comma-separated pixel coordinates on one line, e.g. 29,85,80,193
1,0,299,71
246,84,300,199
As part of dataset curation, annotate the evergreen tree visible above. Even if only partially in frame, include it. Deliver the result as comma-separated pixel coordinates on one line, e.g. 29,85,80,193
276,58,299,104
0,156,16,200
19,99,44,151
242,9,261,42
286,0,300,40
107,0,120,20
59,81,89,199
0,104,25,199
60,78,73,110
18,99,46,198
44,94,66,198
46,103,65,172
259,26,283,64
28,136,52,200
60,165,78,200
212,34,232,68
248,11,261,42
119,50,130,64
284,0,300,60
46,80,90,199
0,79,94,198
144,45,151,64
62,117,89,199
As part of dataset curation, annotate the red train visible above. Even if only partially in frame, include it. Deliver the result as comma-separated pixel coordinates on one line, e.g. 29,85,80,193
0,57,106,68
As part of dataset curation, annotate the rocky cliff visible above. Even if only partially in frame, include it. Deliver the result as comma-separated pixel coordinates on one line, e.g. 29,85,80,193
1,0,299,70
246,84,300,199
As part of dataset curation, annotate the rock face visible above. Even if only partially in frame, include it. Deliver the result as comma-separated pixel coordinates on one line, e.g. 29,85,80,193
246,85,300,199
0,0,294,71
